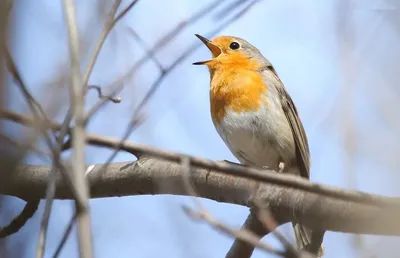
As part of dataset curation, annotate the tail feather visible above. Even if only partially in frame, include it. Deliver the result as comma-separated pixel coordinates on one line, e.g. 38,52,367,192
293,222,325,257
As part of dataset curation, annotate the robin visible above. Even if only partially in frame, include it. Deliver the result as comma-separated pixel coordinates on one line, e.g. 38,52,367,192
193,34,325,257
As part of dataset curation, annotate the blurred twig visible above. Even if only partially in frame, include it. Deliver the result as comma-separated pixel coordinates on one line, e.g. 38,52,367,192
88,85,121,103
51,213,77,258
83,0,225,122
212,0,249,20
127,28,164,71
183,206,286,257
0,200,40,239
4,47,56,152
4,44,80,247
62,1,93,258
56,0,136,160
36,1,136,256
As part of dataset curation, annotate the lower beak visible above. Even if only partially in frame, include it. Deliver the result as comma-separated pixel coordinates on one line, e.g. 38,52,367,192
193,34,221,65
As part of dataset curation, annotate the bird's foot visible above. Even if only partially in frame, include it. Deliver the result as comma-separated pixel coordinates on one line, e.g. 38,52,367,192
278,162,285,173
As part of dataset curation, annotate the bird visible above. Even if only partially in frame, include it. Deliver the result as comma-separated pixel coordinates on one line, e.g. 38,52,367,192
193,34,325,257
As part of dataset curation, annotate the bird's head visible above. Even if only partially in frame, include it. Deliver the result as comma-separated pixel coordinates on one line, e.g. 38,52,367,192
193,34,267,70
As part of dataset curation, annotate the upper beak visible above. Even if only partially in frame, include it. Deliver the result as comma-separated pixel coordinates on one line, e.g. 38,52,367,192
193,34,221,65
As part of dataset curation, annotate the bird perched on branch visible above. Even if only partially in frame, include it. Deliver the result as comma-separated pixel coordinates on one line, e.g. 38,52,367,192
193,34,325,257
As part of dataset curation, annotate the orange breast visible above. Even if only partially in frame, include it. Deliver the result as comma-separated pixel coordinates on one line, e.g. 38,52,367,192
210,67,268,124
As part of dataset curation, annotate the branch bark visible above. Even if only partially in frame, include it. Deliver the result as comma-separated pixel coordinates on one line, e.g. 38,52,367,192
1,156,400,236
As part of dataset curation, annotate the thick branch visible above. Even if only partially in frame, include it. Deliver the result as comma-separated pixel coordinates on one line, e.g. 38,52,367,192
1,157,399,236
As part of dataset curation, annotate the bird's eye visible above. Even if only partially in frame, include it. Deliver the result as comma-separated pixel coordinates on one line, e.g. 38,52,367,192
229,42,240,50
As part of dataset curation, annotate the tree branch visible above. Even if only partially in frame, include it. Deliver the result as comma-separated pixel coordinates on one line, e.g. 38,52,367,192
2,110,400,208
0,157,400,236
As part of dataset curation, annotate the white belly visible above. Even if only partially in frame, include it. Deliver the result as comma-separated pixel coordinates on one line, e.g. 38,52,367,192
214,102,296,171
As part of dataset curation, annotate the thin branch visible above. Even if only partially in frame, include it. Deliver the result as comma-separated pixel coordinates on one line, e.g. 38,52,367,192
83,0,138,87
83,0,225,122
39,4,127,238
183,206,286,257
63,1,93,258
212,0,249,20
4,46,56,154
5,44,81,251
0,200,40,238
127,28,164,72
112,0,139,25
151,0,225,52
52,213,77,258
6,47,80,196
88,85,121,103
55,0,134,164
5,48,48,119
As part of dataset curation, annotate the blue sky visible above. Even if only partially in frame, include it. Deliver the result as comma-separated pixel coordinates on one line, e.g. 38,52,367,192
3,0,400,257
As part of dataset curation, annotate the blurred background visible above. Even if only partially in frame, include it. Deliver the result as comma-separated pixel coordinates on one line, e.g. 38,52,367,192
1,0,400,257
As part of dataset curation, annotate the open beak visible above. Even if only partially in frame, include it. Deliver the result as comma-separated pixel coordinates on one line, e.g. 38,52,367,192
193,34,222,65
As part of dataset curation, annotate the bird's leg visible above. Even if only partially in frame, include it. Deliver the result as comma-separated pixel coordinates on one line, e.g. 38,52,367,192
278,162,285,173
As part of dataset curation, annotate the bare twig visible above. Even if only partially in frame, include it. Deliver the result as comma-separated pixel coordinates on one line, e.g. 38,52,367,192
88,85,121,103
212,0,249,20
83,0,139,87
37,1,134,256
86,0,138,90
51,213,77,258
63,1,93,258
83,0,225,122
4,46,56,153
56,0,134,160
127,28,164,72
55,0,125,149
150,0,225,52
183,206,286,257
5,44,81,250
0,200,40,238
5,48,49,119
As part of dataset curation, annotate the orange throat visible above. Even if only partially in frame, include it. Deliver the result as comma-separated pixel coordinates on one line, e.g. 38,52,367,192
209,64,268,124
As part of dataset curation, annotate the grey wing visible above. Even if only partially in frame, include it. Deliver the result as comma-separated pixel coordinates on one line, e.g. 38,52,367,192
267,65,311,179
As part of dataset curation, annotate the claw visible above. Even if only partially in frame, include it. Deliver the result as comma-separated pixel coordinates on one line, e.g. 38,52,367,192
278,162,285,173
